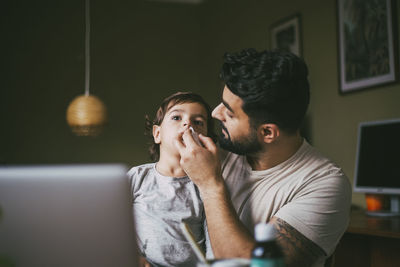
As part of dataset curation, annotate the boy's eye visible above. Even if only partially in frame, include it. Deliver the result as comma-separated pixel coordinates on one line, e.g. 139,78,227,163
172,115,181,121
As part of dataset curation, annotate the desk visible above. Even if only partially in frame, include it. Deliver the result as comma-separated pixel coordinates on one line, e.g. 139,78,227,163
334,209,400,267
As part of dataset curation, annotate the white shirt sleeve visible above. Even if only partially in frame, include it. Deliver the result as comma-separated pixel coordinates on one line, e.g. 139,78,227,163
275,173,351,255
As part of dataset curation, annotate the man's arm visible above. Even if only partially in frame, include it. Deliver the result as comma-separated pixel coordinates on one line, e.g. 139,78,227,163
202,180,255,258
203,191,326,265
175,131,325,265
270,217,326,267
175,130,255,258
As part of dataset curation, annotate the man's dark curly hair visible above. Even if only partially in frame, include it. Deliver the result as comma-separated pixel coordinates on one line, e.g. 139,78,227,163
145,91,215,162
220,48,310,134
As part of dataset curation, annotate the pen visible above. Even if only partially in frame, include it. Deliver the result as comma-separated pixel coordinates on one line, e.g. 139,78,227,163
180,221,209,265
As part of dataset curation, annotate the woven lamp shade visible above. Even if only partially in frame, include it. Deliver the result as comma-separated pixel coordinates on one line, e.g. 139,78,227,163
66,94,107,136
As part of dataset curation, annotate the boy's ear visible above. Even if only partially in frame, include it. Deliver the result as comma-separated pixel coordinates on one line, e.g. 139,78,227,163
153,125,161,144
259,123,280,143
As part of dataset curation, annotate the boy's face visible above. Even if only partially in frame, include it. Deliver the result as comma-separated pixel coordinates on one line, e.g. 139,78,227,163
153,102,208,156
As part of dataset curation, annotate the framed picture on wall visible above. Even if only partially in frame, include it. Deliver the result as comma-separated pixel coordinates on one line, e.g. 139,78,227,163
270,14,302,57
337,0,398,94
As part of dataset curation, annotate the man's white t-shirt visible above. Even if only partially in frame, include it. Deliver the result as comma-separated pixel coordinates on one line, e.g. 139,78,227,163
221,140,351,266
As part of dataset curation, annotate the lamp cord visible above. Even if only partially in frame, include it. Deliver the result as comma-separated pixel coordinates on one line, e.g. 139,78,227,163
85,0,90,96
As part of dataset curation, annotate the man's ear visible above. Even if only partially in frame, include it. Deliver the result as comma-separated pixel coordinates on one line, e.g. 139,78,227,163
259,124,280,143
153,125,161,144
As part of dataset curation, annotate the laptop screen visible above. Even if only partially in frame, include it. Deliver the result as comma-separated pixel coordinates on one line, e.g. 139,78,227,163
0,164,138,267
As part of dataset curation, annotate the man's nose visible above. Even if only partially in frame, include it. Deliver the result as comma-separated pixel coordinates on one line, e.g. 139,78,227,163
212,103,224,120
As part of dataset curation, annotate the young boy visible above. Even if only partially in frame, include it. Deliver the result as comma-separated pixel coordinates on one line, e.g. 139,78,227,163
128,92,215,267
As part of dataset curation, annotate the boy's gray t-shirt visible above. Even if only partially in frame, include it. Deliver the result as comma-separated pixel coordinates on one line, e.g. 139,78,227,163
128,163,208,267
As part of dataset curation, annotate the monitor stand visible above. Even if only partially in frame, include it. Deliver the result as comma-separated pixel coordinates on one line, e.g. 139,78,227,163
366,195,400,217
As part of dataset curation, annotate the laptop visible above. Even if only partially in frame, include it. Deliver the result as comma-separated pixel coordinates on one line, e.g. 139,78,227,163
0,164,138,267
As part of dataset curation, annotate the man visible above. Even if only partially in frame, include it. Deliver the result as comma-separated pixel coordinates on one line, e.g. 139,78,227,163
175,48,351,267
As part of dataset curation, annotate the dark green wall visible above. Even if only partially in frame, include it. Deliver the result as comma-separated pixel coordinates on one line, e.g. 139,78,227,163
1,0,214,166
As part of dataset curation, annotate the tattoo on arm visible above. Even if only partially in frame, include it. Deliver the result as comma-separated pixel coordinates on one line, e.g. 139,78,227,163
271,217,326,267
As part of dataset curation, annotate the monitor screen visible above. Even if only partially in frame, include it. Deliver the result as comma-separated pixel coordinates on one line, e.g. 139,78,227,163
354,119,400,194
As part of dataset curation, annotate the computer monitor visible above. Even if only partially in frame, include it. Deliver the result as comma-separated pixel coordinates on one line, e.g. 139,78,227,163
0,164,139,267
353,118,400,216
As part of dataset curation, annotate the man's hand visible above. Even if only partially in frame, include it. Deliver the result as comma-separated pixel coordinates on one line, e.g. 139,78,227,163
175,128,255,258
175,129,223,197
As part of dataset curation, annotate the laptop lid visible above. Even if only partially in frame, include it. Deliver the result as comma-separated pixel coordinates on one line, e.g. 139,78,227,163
0,164,138,267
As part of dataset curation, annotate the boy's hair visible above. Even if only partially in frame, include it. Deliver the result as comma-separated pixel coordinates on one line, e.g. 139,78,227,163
220,48,310,134
145,92,215,162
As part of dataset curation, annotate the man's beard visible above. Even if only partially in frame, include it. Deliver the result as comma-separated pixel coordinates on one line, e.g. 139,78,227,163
218,122,262,155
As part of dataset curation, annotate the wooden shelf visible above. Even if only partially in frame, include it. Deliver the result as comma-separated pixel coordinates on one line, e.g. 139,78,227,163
347,209,400,238
334,209,400,267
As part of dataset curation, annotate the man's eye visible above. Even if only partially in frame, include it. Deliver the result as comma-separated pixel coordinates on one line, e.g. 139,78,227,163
225,111,233,118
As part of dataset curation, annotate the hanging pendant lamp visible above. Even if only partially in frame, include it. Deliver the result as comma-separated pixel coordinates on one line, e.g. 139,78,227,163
66,0,106,136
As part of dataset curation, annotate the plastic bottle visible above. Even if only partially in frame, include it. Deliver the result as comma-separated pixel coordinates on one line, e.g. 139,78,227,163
250,223,285,267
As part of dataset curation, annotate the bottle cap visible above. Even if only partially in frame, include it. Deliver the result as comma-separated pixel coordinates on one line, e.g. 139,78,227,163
254,223,276,242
